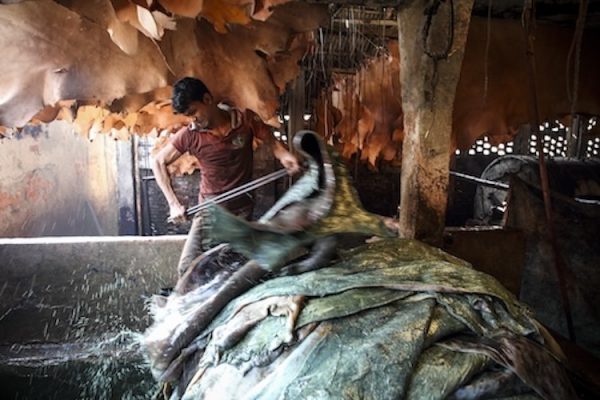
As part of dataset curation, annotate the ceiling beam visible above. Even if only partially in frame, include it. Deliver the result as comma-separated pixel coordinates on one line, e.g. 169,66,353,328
331,18,398,26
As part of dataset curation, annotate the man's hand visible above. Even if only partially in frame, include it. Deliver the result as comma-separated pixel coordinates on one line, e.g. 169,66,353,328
271,139,301,175
279,151,301,175
169,202,187,224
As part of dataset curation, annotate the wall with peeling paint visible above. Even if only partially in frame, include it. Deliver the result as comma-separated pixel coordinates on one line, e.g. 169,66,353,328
0,121,120,236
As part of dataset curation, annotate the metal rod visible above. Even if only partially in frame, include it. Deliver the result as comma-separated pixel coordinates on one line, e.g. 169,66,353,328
523,0,576,341
575,197,600,205
132,135,143,235
186,169,288,215
449,171,509,190
180,169,289,219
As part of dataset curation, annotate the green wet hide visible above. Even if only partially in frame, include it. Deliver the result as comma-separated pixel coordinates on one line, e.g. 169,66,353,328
199,140,393,271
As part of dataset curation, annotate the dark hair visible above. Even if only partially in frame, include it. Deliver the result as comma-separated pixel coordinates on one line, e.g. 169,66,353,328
172,77,211,114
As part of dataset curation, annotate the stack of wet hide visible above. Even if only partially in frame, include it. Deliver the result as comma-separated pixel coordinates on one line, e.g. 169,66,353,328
143,131,577,400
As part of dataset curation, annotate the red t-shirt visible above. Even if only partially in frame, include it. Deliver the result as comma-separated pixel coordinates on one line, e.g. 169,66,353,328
170,107,270,207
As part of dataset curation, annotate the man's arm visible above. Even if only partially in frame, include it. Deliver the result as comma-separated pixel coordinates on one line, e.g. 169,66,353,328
249,113,300,174
151,141,186,222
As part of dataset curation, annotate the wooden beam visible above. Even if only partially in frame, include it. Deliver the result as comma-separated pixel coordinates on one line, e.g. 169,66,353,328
397,0,474,245
513,124,532,155
567,114,584,158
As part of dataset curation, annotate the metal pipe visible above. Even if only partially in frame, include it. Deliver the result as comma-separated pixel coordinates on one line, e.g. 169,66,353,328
523,0,576,341
132,135,143,235
449,171,509,190
167,169,289,222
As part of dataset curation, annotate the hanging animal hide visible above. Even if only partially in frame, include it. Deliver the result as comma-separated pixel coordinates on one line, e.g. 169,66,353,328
317,17,600,166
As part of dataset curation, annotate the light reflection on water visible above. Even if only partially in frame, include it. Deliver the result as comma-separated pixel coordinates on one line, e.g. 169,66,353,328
1,331,158,400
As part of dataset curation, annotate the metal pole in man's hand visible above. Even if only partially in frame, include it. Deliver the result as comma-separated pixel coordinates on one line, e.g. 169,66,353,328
167,169,289,223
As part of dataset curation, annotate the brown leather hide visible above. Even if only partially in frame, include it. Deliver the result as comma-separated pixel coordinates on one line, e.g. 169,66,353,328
319,43,403,166
0,1,327,139
157,0,293,28
0,0,169,128
356,43,402,165
455,18,600,149
159,3,327,126
156,0,205,18
318,17,600,165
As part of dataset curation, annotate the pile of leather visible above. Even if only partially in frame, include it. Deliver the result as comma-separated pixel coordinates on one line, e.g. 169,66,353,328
0,0,327,137
316,17,600,166
143,132,577,400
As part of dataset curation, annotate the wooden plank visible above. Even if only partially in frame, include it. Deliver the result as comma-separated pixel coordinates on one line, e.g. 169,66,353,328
397,0,474,245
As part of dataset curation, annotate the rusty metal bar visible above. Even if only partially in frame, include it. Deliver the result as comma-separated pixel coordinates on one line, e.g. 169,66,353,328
178,169,288,220
450,171,509,190
522,0,575,341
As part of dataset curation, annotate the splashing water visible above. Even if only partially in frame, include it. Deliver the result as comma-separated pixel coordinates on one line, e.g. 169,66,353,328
1,330,159,400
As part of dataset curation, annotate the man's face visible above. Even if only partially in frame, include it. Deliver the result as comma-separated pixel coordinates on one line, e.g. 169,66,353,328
185,94,212,129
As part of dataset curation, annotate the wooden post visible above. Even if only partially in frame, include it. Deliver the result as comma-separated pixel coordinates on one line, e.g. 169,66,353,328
513,124,532,155
397,0,474,245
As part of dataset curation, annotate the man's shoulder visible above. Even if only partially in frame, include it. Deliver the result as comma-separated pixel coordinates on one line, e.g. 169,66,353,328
172,125,199,140
170,125,206,152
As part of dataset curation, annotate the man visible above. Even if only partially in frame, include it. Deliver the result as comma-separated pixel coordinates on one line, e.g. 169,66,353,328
152,77,300,276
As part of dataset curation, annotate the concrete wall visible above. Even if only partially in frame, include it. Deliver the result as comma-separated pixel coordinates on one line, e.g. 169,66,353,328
0,121,122,237
0,236,182,345
0,228,527,347
442,227,526,296
505,178,600,358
